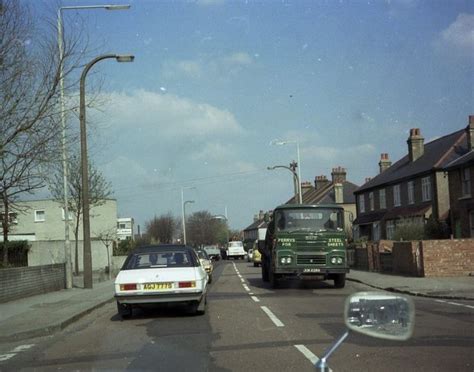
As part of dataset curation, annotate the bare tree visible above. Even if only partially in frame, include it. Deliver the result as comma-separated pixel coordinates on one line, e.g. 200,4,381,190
187,211,221,247
95,227,117,279
0,0,89,265
146,213,177,244
49,152,113,274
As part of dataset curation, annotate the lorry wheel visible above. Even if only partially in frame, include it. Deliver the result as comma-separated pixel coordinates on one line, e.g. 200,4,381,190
269,269,279,289
334,274,346,288
261,259,269,282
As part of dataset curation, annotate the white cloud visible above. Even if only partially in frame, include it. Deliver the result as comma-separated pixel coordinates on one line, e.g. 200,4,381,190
98,89,243,139
434,13,474,56
223,52,253,66
303,143,376,162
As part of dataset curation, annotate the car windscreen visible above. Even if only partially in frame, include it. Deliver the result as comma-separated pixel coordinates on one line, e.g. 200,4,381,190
123,250,196,269
275,208,344,232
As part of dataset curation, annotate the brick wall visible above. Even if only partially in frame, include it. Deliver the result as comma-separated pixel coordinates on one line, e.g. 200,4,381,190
0,264,65,303
421,239,474,277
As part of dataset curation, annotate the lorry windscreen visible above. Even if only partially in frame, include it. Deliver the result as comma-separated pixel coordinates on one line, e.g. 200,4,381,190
275,208,344,232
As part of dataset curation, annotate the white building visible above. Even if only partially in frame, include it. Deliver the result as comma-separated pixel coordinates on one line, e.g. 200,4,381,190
117,217,134,241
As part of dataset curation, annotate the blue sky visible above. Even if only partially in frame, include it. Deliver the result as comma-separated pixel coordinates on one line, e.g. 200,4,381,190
35,0,473,230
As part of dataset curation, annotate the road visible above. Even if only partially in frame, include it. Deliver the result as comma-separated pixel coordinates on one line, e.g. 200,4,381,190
1,260,473,371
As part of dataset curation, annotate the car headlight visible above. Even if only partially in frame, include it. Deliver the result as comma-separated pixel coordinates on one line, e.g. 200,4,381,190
280,257,292,264
337,257,343,264
331,257,344,265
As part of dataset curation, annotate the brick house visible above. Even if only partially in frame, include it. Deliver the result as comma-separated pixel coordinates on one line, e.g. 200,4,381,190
353,117,472,241
444,116,474,238
286,167,358,233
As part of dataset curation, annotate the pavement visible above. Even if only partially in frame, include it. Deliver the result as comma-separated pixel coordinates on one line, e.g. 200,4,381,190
0,268,473,343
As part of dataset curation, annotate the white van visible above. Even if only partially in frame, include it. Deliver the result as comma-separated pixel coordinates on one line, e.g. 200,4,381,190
226,241,246,260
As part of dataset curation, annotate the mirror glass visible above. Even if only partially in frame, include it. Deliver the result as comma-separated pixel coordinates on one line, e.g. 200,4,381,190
344,291,415,340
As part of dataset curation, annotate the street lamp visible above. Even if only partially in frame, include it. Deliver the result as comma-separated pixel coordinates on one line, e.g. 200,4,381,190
270,139,303,204
267,162,300,204
57,4,130,289
81,54,134,289
183,200,195,245
181,186,196,245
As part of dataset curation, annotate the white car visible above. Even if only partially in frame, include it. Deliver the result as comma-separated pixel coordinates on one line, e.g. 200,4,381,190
226,241,246,260
115,245,208,318
196,249,213,283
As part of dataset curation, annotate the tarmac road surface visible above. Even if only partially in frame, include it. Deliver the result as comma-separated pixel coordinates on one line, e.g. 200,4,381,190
1,260,473,371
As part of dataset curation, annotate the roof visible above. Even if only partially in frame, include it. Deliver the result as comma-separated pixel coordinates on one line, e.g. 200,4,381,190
356,128,468,193
243,219,268,231
444,150,474,170
286,180,359,205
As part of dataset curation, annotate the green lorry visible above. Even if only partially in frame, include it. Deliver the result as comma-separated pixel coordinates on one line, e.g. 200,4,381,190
260,204,350,288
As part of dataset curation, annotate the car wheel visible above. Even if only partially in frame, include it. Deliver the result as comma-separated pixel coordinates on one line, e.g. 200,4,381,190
117,301,132,319
334,274,346,288
192,295,207,315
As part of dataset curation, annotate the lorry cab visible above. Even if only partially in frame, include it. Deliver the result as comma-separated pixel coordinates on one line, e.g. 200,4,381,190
260,204,349,288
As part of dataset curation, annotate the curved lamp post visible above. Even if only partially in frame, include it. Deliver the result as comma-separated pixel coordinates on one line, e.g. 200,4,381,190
183,200,195,245
57,3,131,289
267,162,301,204
81,54,134,289
270,139,302,204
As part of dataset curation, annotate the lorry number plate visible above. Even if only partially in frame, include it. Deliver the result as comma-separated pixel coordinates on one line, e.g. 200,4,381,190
303,268,321,273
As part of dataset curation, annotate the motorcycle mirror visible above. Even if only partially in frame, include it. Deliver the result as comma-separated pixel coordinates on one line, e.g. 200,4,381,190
344,291,415,341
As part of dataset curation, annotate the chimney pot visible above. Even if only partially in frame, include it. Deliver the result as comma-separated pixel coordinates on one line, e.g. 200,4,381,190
379,153,392,173
467,115,474,151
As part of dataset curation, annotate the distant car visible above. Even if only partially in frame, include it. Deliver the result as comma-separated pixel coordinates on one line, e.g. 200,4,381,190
226,241,246,259
252,241,262,267
203,245,221,261
196,249,213,283
114,245,208,318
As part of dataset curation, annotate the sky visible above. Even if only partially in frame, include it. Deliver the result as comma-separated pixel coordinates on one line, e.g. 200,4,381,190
32,0,473,231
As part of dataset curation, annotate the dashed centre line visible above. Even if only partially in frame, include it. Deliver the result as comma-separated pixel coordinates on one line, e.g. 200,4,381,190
0,344,35,363
435,299,474,310
251,296,260,303
243,284,250,291
261,306,284,327
0,354,16,362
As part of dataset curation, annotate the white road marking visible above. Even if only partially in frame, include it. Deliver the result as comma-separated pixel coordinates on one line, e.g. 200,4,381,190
0,354,16,362
261,306,284,327
435,299,474,310
243,284,250,291
294,345,320,365
12,344,34,353
447,301,463,307
249,292,254,295
251,296,260,302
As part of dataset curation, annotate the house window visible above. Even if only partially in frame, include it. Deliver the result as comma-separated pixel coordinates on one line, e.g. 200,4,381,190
422,177,431,201
462,168,471,197
393,184,401,207
386,220,396,240
359,194,365,213
35,210,45,222
407,181,415,205
379,189,386,209
62,208,73,221
0,212,18,224
369,192,374,211
119,223,127,229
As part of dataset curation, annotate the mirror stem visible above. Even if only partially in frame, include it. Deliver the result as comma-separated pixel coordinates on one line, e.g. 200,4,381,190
315,330,350,371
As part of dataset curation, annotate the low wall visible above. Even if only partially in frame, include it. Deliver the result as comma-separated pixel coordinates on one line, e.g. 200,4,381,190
421,239,474,277
112,255,127,275
0,264,65,303
28,240,112,272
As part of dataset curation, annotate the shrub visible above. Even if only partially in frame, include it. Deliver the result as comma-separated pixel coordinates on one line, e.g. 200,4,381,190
393,222,425,241
0,241,30,268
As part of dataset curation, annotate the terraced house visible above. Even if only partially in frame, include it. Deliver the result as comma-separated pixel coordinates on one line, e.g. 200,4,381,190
353,116,473,241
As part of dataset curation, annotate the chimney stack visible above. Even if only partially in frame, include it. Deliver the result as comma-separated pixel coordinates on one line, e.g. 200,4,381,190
365,177,372,184
379,153,392,174
331,166,347,184
334,183,344,204
314,175,330,190
467,115,474,151
407,128,424,162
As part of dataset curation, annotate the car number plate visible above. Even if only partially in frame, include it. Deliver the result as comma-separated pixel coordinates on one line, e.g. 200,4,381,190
143,282,172,290
303,268,321,273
